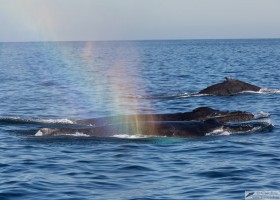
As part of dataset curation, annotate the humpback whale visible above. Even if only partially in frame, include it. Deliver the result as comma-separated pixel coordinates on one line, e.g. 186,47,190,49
36,120,272,138
198,78,261,95
75,107,256,126
34,107,271,138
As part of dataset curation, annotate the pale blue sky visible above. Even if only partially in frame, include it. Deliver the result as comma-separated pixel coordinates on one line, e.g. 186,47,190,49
0,0,280,42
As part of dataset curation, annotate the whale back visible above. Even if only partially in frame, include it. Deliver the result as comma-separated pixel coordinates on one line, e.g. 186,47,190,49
199,78,261,95
188,106,255,122
36,119,272,138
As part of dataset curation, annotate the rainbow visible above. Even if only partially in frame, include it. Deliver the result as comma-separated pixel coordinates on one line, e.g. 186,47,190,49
3,2,155,134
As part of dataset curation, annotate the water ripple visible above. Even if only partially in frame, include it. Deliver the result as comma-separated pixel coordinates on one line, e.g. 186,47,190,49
1,40,280,200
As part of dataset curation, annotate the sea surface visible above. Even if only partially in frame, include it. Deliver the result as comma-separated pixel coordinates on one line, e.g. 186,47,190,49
0,39,280,199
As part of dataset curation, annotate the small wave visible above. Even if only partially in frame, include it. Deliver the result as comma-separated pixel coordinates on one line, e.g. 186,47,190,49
35,130,90,137
123,92,201,99
254,112,270,119
35,130,44,136
0,117,75,125
259,88,280,94
112,134,150,139
64,132,90,137
243,120,274,133
35,118,74,124
206,128,231,136
34,130,148,139
239,88,280,94
124,88,280,99
206,120,273,136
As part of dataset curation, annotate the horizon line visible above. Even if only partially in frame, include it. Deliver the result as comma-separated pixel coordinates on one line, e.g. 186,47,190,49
1,37,280,43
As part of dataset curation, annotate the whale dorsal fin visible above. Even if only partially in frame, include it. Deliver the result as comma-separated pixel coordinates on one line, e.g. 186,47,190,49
224,77,232,82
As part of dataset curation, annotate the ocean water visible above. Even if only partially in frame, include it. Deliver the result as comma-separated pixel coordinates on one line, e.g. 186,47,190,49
0,39,280,199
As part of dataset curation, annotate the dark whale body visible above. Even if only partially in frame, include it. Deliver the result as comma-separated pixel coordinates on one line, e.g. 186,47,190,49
0,105,262,138
199,78,261,95
33,78,271,138
35,107,271,138
75,107,255,126
37,120,272,138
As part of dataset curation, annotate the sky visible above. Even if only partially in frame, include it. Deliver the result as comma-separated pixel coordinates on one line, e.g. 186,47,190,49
0,0,280,42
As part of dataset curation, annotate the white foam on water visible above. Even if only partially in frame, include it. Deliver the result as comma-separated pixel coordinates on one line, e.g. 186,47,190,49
0,116,75,124
259,88,280,94
35,130,90,137
122,92,199,99
206,127,231,136
206,120,273,136
35,118,75,124
240,88,280,94
35,130,43,137
260,119,273,127
254,112,270,119
246,120,273,133
112,134,149,139
191,93,209,97
123,88,280,99
71,132,90,137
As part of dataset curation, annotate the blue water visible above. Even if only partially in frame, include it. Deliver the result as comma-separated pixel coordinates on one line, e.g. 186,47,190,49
0,39,280,199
